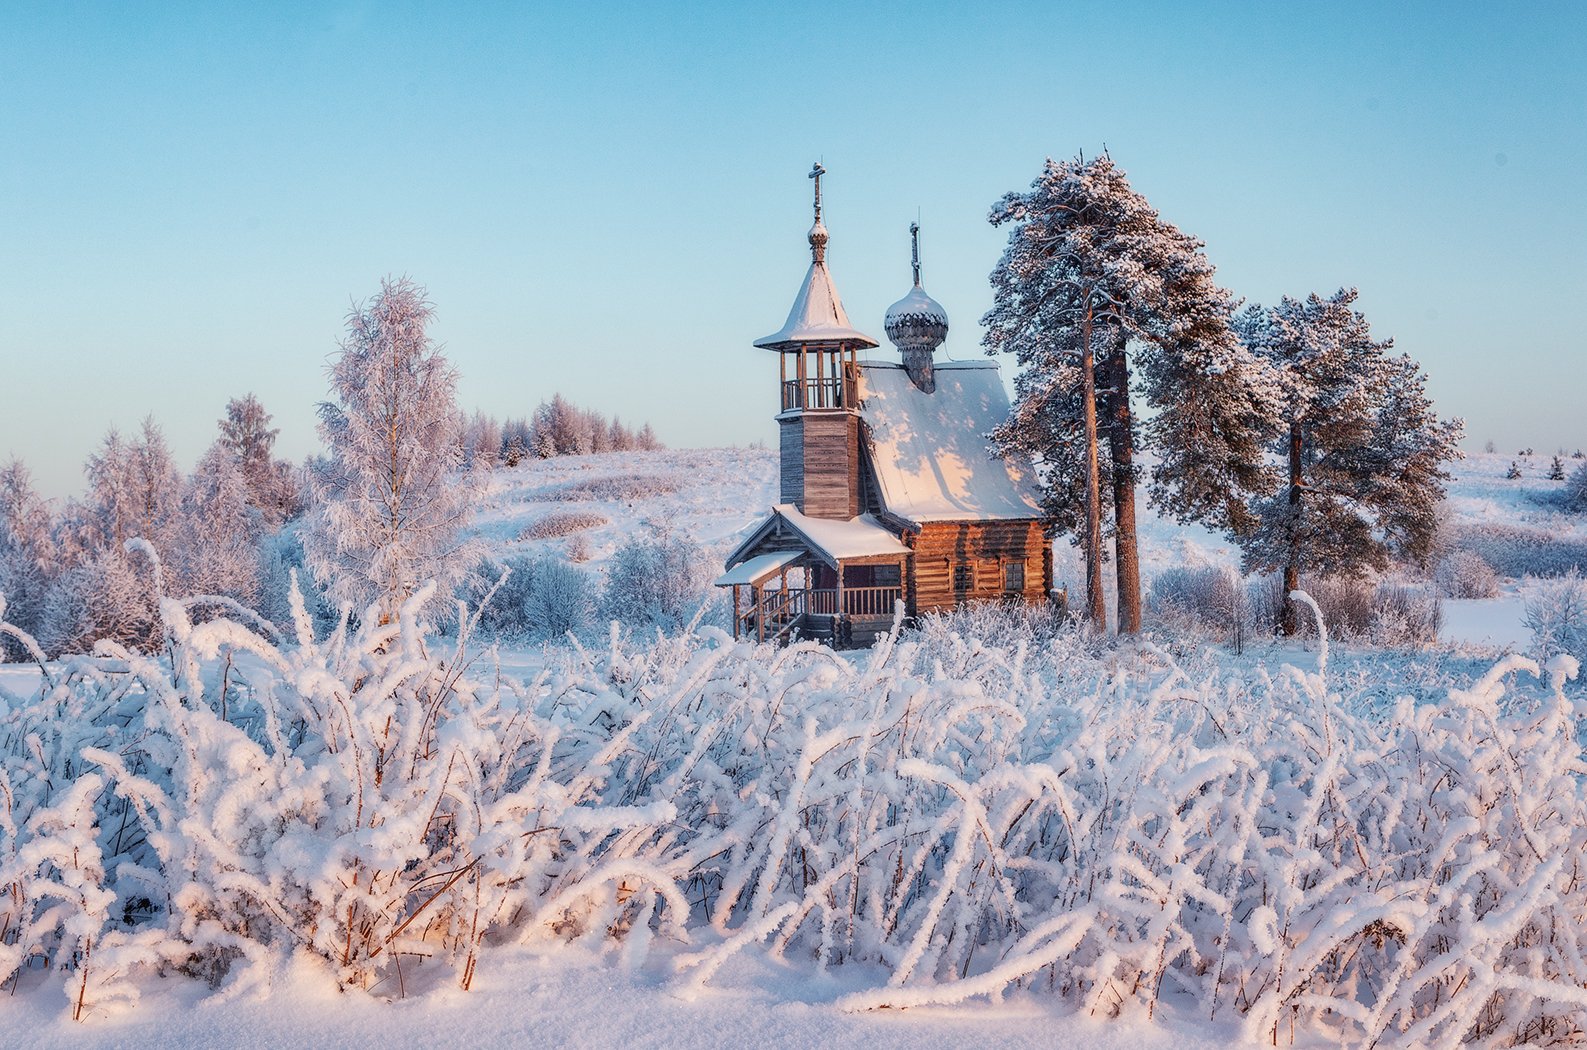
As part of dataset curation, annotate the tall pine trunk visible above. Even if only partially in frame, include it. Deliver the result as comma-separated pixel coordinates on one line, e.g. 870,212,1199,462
1101,336,1141,634
1080,303,1107,628
1281,421,1303,636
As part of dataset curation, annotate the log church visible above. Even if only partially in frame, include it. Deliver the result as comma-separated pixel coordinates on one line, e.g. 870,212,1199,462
718,164,1052,645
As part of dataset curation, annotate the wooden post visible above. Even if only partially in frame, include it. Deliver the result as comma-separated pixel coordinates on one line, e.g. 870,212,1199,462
732,585,741,639
757,584,766,642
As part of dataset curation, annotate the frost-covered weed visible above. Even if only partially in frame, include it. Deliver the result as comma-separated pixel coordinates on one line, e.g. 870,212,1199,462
516,511,608,540
5,580,1587,1047
527,475,679,504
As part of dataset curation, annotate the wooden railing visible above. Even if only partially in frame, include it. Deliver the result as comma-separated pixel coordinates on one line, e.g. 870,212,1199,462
781,375,856,412
741,587,807,643
805,587,904,618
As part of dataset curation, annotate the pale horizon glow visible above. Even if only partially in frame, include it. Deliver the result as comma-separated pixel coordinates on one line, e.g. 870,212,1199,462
2,3,1583,501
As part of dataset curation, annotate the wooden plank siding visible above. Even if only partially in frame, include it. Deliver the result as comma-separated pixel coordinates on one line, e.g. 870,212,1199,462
905,520,1050,614
778,418,804,507
780,412,859,519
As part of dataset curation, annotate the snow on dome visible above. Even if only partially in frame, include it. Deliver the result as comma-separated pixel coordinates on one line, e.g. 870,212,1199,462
884,284,949,351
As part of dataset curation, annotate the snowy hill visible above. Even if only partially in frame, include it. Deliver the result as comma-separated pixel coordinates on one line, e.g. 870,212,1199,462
462,446,1587,652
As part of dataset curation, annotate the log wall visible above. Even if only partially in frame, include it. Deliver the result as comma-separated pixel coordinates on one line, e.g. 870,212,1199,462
906,519,1050,614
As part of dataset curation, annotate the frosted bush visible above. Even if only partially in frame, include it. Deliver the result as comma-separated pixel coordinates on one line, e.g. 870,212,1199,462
1433,548,1500,599
524,556,595,638
1524,571,1587,665
1148,566,1244,646
599,533,707,631
8,566,1587,1045
1369,582,1442,648
1567,461,1587,513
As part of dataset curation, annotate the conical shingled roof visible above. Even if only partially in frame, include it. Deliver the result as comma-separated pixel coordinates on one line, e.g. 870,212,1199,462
754,164,879,351
754,256,880,350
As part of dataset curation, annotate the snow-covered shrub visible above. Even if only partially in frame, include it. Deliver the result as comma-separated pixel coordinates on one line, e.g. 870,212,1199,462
1,573,688,1015
1251,575,1374,639
1566,461,1587,513
1524,571,1587,665
471,555,595,641
1369,582,1442,648
600,533,707,631
38,549,159,656
1149,566,1242,635
1454,522,1587,577
524,556,595,638
1433,548,1500,598
12,555,1587,1044
517,510,608,540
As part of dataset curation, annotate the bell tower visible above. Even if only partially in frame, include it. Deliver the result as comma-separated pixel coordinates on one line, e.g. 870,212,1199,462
753,164,879,519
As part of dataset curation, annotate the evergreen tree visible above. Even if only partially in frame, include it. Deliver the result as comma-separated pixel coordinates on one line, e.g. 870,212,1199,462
306,277,481,624
1548,455,1566,481
1234,290,1463,633
983,153,1275,632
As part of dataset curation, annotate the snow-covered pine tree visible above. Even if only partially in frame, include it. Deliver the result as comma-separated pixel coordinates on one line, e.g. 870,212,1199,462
0,458,58,656
306,277,481,624
983,153,1276,633
1234,290,1463,633
1548,455,1566,481
1506,461,1523,479
218,394,299,528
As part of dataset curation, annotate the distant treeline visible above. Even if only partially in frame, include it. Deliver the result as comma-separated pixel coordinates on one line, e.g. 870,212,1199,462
462,394,660,468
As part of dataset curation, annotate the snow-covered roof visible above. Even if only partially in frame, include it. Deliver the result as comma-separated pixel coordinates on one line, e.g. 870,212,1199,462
857,361,1044,524
723,504,910,575
773,504,910,560
754,260,880,350
713,550,803,587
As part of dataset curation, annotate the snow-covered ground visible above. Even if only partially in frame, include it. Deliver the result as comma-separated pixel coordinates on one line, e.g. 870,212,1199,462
13,948,1257,1050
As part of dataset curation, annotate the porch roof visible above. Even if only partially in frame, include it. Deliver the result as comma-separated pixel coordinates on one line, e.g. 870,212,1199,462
722,504,910,574
713,550,804,588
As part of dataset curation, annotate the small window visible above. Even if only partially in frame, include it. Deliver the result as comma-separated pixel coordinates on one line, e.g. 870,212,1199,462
953,561,973,593
1003,562,1025,594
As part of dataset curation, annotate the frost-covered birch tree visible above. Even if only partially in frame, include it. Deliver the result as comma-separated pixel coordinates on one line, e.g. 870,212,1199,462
983,154,1275,632
0,458,58,655
1235,290,1463,633
307,277,480,623
218,394,300,527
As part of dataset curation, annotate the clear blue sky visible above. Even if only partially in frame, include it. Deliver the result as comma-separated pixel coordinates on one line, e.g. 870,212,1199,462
3,2,1583,500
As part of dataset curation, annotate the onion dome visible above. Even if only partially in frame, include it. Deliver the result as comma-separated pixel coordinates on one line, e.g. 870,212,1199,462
884,223,949,352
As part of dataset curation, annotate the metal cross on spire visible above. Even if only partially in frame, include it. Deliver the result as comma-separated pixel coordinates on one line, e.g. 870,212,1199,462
910,221,921,287
806,162,829,263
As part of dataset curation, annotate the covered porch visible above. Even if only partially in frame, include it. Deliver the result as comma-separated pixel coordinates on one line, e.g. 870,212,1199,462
717,506,911,647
